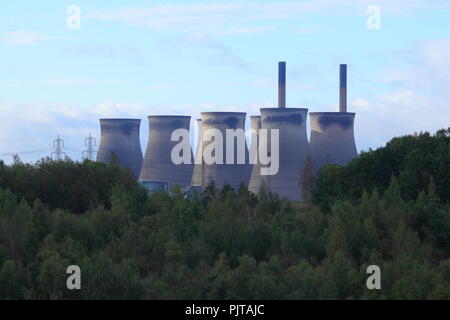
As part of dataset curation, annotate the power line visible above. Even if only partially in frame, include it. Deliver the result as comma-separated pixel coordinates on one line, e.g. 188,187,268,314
65,146,84,152
51,135,66,161
0,148,51,156
82,133,97,161
0,134,98,163
0,137,53,143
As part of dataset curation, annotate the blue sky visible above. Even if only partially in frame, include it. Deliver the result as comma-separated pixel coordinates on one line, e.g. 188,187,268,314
1,0,449,163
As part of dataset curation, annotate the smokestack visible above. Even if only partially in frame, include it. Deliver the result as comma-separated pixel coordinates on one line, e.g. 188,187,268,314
339,64,347,112
278,61,286,108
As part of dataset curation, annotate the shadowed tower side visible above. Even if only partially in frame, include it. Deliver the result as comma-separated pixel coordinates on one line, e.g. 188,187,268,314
96,118,143,179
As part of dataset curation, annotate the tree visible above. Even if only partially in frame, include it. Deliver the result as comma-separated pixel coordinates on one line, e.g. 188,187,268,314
0,260,26,299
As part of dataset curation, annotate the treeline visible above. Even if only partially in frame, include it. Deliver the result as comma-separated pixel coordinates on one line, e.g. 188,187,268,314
312,128,450,211
0,129,449,299
0,156,147,214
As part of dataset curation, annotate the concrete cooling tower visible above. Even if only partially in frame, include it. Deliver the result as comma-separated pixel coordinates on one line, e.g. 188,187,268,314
249,108,310,201
191,119,203,189
139,116,194,192
97,118,143,179
191,112,252,190
309,64,357,172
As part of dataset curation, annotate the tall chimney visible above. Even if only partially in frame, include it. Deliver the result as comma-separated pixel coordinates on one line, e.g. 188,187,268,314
278,61,286,108
339,64,347,112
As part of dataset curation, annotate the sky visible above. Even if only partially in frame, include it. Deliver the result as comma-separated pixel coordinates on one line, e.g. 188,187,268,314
0,0,449,164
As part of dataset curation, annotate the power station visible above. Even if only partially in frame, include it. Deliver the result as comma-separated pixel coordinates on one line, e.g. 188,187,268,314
96,118,143,179
95,62,358,201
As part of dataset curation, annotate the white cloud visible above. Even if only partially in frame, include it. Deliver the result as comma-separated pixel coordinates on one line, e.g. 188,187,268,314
349,92,447,152
41,77,123,86
417,38,450,69
66,43,145,64
381,68,418,84
294,27,322,35
381,38,450,96
0,30,67,45
0,101,86,163
343,38,450,151
91,100,147,118
351,89,449,152
183,33,250,69
252,78,276,88
218,26,276,35
251,77,314,91
85,1,448,36
351,98,370,110
0,99,158,163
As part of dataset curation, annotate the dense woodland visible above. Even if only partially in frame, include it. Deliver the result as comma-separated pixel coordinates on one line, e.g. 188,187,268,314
0,129,449,299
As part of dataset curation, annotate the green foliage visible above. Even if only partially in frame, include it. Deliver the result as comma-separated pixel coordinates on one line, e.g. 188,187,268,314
0,158,142,213
0,129,448,299
312,128,450,211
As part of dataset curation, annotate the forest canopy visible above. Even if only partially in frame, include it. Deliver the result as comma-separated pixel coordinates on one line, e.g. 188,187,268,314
0,128,449,299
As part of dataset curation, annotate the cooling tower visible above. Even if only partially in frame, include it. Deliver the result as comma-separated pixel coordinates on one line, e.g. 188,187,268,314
309,112,357,171
139,116,194,192
192,112,252,190
97,118,143,179
309,64,357,172
191,119,203,189
249,108,310,201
